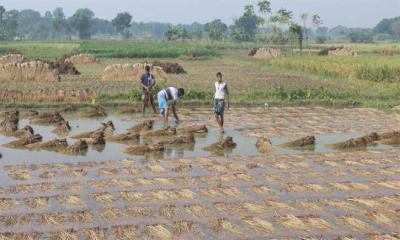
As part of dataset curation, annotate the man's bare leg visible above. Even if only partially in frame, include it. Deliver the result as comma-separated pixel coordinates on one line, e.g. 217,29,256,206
150,95,157,114
163,108,169,128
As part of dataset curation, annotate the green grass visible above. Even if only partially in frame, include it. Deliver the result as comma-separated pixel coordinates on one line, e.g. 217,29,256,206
75,41,219,58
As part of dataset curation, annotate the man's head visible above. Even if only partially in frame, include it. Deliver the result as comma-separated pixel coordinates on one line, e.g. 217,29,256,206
216,72,223,82
178,88,185,97
145,65,151,73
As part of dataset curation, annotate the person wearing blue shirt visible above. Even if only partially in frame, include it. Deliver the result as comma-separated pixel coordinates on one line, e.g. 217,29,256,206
140,65,157,115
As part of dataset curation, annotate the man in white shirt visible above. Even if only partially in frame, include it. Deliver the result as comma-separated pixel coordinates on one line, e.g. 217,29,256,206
212,72,230,133
157,87,185,128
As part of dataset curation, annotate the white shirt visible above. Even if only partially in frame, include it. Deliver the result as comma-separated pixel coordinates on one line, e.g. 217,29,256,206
214,81,228,99
159,87,179,100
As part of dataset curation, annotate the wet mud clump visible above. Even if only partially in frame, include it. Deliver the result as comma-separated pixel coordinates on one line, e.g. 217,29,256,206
203,136,237,152
280,136,315,149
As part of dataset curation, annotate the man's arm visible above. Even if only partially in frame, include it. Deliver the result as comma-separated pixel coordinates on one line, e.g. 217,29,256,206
172,101,179,122
140,76,148,90
225,84,230,109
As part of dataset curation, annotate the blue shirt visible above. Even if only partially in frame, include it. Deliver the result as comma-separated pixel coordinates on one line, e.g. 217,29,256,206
140,73,154,87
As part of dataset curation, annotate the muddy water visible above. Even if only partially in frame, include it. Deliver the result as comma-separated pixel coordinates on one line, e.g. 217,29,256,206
0,108,394,166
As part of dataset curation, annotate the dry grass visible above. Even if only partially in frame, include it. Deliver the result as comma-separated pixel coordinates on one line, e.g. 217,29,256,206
0,198,18,210
39,171,58,179
120,191,144,202
38,212,66,225
172,220,198,236
24,197,49,209
57,195,85,206
112,225,138,240
338,216,372,232
68,210,93,223
209,218,243,235
125,206,152,217
159,205,181,218
242,216,275,233
64,169,87,177
274,214,307,232
97,208,125,220
0,214,32,227
49,230,78,240
144,224,173,240
8,170,31,180
184,204,211,218
80,228,107,240
90,192,115,204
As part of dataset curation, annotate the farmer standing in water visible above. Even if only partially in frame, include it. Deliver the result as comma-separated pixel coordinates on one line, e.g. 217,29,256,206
212,72,229,133
140,65,157,115
157,87,185,128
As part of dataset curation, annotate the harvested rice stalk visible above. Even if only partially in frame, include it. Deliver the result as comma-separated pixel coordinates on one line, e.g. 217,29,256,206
251,185,275,196
141,127,176,137
173,220,198,236
90,192,115,204
300,215,332,230
83,106,107,118
127,120,154,132
185,204,211,217
80,228,107,240
38,212,65,225
39,171,58,179
52,120,71,135
279,136,315,149
172,164,192,173
8,170,31,180
97,168,119,175
155,134,195,145
13,125,34,138
119,107,141,115
30,112,65,125
97,208,125,220
203,137,237,152
120,191,144,201
338,216,371,231
144,224,173,240
0,109,19,133
65,169,87,177
81,131,106,145
177,124,208,134
122,142,164,155
71,121,114,139
25,197,49,208
68,211,93,223
112,225,138,240
26,138,68,151
61,140,88,155
105,131,140,142
364,211,394,226
209,218,243,235
256,137,274,153
49,230,78,240
3,134,42,148
242,216,275,233
0,198,18,210
147,164,167,173
0,214,32,227
377,136,400,146
159,205,181,218
274,214,307,231
57,195,85,206
327,133,379,149
125,206,152,217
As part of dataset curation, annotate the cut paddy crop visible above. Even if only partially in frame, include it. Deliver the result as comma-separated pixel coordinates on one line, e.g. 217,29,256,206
144,224,173,240
112,225,138,240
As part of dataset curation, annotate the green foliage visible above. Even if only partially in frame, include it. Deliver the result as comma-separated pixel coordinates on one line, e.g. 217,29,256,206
204,19,227,41
230,5,260,42
69,8,94,39
347,29,374,43
315,36,327,44
112,12,132,39
76,41,218,58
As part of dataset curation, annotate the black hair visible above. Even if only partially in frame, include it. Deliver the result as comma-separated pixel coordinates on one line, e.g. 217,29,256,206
178,88,185,97
216,72,223,77
145,65,151,72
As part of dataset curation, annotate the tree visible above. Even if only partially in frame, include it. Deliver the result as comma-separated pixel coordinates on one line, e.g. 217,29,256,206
52,7,67,39
3,10,19,39
112,12,132,39
258,0,271,15
271,9,293,26
165,26,180,41
69,8,94,39
300,13,309,46
0,6,5,31
230,4,260,42
391,21,400,38
204,19,227,41
312,14,322,29
289,23,303,54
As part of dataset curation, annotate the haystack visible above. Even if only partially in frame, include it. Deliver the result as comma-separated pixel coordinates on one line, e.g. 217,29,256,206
101,63,167,81
141,127,176,137
127,120,154,132
44,59,80,75
256,137,274,153
279,136,315,149
65,54,99,64
326,133,379,149
253,48,281,59
3,134,43,148
203,137,237,152
177,125,208,134
26,139,68,151
328,47,357,56
0,61,59,82
0,54,27,64
152,60,186,74
122,142,164,155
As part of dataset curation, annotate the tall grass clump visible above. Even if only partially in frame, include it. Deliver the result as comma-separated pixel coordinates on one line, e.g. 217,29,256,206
76,41,219,58
270,56,400,83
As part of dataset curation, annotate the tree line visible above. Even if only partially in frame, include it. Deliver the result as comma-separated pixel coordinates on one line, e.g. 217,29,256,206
0,3,399,43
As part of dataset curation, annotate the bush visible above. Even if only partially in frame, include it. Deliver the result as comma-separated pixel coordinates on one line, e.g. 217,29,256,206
315,36,327,44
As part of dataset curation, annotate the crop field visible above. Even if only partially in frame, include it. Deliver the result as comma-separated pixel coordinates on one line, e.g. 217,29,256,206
0,107,400,239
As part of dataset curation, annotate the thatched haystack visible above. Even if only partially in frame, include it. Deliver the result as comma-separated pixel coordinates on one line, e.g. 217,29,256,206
256,137,274,153
52,120,71,135
328,47,357,56
0,109,19,133
26,139,68,151
61,140,88,155
253,48,281,59
30,112,65,125
203,136,237,152
105,131,140,142
127,120,154,132
83,106,107,118
3,134,43,148
0,61,59,82
101,63,167,81
65,54,99,64
177,124,208,134
141,127,176,137
326,133,379,149
152,60,186,74
279,136,315,149
0,54,27,64
122,142,164,155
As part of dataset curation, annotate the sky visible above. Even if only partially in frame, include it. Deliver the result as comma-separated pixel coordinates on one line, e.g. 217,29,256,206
1,0,399,28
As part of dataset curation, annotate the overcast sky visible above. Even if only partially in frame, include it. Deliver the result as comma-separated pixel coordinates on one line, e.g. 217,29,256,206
1,0,399,28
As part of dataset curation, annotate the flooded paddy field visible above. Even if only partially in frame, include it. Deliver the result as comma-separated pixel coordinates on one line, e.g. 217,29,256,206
0,106,400,239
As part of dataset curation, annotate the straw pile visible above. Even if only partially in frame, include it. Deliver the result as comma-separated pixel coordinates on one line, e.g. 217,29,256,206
328,47,357,56
102,63,167,81
253,48,281,59
0,54,27,64
279,136,315,148
65,53,99,64
0,61,59,82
